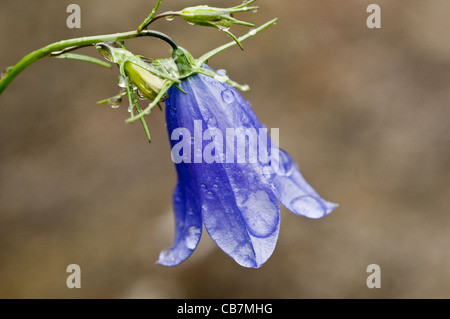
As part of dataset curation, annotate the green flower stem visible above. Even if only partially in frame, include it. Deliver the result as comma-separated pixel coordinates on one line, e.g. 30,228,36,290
196,18,278,67
124,18,278,124
0,29,176,95
137,0,163,32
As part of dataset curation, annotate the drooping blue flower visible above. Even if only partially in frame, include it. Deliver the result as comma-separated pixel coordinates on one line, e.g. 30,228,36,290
158,66,337,268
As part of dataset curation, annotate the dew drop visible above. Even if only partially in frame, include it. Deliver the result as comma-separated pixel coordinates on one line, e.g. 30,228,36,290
249,28,257,36
221,89,235,104
108,96,122,109
184,226,201,249
207,117,217,127
117,75,126,88
289,196,325,218
1,66,12,80
214,74,229,83
158,248,171,259
241,84,250,91
271,149,295,177
216,69,227,76
136,90,146,100
165,15,175,21
241,190,278,237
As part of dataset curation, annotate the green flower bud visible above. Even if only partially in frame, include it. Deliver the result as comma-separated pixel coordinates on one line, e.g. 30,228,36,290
180,2,258,29
141,0,259,50
124,61,165,101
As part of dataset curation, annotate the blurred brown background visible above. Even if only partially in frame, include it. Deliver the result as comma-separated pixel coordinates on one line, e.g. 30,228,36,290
0,0,449,298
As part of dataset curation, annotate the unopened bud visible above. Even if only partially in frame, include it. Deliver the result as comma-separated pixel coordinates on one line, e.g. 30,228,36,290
180,3,257,29
124,62,165,101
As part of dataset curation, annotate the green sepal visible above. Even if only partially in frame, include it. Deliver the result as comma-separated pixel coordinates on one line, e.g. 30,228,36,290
53,53,112,69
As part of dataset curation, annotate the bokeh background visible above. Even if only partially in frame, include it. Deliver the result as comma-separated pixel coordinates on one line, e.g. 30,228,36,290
0,0,449,298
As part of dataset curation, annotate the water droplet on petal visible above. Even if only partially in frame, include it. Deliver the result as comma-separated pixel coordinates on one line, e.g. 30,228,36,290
289,195,326,218
159,247,170,258
275,149,294,177
207,117,217,127
184,226,201,249
240,190,278,237
221,89,235,104
165,15,175,21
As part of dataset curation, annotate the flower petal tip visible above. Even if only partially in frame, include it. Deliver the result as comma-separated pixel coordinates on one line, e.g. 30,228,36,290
156,246,194,267
288,195,337,219
156,226,202,267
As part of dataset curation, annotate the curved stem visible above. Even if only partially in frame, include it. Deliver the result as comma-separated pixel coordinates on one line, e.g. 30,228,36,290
0,30,177,95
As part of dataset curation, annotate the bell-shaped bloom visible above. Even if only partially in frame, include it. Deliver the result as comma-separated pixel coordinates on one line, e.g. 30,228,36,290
159,67,337,268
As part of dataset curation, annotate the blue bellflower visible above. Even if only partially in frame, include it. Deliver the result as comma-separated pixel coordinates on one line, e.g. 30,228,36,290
159,67,337,268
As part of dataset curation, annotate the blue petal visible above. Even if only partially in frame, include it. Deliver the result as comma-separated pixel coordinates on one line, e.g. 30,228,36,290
267,148,338,218
165,71,280,268
198,161,280,268
157,99,203,266
209,72,338,218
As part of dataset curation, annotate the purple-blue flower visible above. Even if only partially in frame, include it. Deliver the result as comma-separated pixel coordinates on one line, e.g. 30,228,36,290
158,67,337,268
